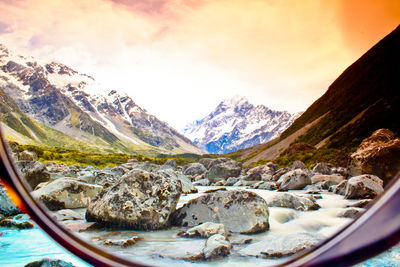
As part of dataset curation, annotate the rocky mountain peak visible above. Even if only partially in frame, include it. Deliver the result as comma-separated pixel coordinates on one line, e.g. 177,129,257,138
184,96,301,154
0,43,203,155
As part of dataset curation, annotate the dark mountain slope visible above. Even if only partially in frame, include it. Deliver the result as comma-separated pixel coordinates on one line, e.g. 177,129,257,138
236,25,400,166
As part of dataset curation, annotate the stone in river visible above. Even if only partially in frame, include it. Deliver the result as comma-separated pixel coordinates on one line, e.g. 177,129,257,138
171,189,269,234
86,169,181,230
277,169,312,190
264,192,320,211
239,232,324,258
344,174,384,199
203,234,231,260
31,178,103,210
177,222,227,238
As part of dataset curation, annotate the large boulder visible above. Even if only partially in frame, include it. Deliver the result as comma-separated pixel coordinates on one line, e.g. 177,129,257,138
264,192,320,211
277,169,312,190
31,179,103,210
349,129,400,186
171,190,269,234
0,186,20,216
183,163,207,176
312,162,334,175
86,169,182,230
199,158,231,170
245,163,278,181
17,161,51,190
205,160,242,183
345,175,384,199
291,160,306,170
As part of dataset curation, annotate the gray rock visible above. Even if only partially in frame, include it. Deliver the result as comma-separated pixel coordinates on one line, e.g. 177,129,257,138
162,159,177,169
178,222,227,238
91,231,142,248
183,163,207,176
245,163,277,181
156,239,205,261
86,169,181,230
205,160,242,183
17,161,51,190
272,167,291,181
224,177,239,186
338,207,364,219
264,192,320,211
229,235,253,245
199,158,231,170
312,162,333,175
203,234,231,260
52,209,84,221
158,169,198,193
345,175,384,199
110,166,129,177
31,179,103,210
93,171,117,186
291,160,306,170
171,190,269,234
305,183,323,194
333,180,347,195
347,199,373,208
277,169,312,190
0,219,34,230
250,181,277,190
18,150,37,161
193,178,210,186
334,167,349,178
0,186,20,216
311,174,344,185
239,233,324,258
45,162,69,173
24,258,75,267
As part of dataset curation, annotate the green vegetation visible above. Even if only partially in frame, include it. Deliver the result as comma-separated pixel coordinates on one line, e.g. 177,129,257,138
15,143,200,168
272,146,357,169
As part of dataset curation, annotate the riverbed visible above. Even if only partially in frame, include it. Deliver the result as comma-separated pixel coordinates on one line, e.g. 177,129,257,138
1,186,399,266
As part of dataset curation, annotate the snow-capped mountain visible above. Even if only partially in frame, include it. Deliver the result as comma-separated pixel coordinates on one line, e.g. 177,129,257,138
183,96,302,154
0,43,203,155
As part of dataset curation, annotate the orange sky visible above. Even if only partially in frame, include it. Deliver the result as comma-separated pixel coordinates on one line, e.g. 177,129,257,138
0,0,399,129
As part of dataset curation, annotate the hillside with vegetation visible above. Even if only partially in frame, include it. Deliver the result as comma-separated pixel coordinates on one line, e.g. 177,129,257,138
230,25,399,167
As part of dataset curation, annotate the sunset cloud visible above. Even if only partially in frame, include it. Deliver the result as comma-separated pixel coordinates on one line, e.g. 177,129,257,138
0,0,398,129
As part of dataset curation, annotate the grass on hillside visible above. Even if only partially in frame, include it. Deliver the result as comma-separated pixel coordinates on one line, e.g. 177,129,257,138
16,143,201,168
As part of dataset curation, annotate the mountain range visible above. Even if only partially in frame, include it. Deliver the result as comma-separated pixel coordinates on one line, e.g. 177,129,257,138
232,25,400,166
183,96,301,154
0,44,203,155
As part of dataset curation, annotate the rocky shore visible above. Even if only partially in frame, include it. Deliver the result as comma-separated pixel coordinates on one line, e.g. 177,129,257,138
1,129,398,266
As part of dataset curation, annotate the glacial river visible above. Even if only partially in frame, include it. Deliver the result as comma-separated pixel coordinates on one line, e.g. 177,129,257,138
1,186,399,266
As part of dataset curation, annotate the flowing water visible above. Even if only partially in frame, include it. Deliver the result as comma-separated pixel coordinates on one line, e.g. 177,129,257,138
1,186,399,266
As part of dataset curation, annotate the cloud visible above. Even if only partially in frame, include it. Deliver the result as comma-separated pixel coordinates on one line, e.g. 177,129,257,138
0,0,398,129
0,21,13,34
